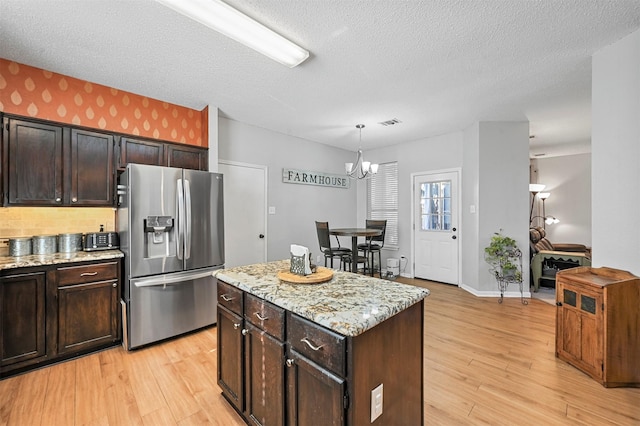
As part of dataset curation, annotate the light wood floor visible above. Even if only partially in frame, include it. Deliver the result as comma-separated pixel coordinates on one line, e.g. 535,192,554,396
1,279,639,425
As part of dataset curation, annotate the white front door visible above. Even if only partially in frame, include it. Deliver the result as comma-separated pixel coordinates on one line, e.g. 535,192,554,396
413,170,460,284
218,161,267,268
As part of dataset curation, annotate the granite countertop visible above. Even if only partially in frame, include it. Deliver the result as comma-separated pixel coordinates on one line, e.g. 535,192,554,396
214,259,430,337
0,249,124,271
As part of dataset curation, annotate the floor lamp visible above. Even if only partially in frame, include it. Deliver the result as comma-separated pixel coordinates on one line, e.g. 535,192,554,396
529,183,546,224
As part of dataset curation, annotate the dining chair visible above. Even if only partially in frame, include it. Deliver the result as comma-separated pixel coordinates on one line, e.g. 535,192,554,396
315,221,352,269
358,219,387,276
340,253,369,273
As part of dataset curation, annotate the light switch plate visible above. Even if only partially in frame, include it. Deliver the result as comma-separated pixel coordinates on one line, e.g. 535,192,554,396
371,383,383,423
268,206,276,215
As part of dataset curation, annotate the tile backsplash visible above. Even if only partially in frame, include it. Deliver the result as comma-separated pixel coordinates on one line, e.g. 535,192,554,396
0,206,116,240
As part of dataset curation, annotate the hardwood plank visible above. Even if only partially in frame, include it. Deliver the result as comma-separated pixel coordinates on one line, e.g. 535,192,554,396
121,348,168,417
99,349,144,426
75,352,108,425
141,407,177,426
0,375,21,426
41,360,76,426
1,278,639,425
6,367,49,426
144,345,201,422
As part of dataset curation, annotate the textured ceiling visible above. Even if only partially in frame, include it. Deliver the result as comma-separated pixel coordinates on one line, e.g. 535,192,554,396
2,0,640,156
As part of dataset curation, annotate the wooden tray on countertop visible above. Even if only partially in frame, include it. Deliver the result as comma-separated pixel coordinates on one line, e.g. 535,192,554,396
277,267,334,284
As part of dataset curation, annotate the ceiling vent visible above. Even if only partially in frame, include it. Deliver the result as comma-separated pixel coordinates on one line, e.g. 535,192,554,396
379,118,402,126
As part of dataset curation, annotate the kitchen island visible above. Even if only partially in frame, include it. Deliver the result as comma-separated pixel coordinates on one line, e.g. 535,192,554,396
214,260,429,426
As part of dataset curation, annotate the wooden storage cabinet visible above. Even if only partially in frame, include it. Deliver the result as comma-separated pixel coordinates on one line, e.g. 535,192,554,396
2,116,115,206
286,313,346,426
217,282,287,426
556,266,640,387
0,259,122,378
217,280,245,411
119,136,208,171
0,272,47,368
69,128,115,205
167,143,208,171
244,293,286,425
55,262,120,355
118,137,165,169
3,117,64,205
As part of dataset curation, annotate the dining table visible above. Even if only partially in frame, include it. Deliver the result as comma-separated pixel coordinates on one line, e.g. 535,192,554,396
329,228,383,274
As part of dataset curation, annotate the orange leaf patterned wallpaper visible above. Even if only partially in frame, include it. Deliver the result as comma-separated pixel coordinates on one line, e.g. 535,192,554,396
0,58,208,147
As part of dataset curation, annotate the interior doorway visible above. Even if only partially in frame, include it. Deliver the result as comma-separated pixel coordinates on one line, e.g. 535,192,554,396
218,160,267,268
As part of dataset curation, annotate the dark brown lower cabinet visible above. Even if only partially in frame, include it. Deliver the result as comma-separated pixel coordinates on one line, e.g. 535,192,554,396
245,323,285,426
0,258,121,378
218,305,245,410
0,272,47,367
216,279,424,425
57,280,119,355
286,349,345,426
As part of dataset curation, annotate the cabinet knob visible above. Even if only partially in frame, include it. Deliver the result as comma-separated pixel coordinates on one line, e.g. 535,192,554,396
233,323,241,329
241,329,249,336
556,302,563,307
285,359,295,368
112,282,117,288
56,197,62,202
72,197,77,203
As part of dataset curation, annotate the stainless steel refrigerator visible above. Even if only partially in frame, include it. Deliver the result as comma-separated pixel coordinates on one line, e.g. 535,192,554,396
117,163,224,349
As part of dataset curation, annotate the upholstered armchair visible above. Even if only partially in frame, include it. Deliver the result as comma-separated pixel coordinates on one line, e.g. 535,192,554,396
529,227,591,292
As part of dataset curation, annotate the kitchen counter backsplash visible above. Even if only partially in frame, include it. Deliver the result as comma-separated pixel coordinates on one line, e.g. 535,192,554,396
0,249,123,271
0,207,116,245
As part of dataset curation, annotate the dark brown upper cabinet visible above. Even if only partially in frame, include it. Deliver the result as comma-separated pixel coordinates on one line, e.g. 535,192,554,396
119,136,208,171
167,143,208,170
4,117,64,205
118,137,165,169
69,129,114,206
2,116,115,207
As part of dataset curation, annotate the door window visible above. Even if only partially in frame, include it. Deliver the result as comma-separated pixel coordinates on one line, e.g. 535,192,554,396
420,180,451,231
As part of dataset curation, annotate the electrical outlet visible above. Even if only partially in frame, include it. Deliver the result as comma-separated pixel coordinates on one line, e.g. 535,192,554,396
370,383,383,423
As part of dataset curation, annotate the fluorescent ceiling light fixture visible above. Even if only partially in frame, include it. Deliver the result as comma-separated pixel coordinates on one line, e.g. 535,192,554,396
156,0,309,68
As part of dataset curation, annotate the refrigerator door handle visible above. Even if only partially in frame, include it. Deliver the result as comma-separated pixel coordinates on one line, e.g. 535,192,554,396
176,178,185,260
184,178,192,259
132,270,216,288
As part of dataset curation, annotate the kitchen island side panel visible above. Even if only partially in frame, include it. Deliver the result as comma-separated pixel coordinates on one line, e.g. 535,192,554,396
348,300,424,426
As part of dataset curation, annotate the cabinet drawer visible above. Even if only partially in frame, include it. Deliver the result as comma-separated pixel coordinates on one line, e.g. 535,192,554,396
288,313,345,377
57,262,118,286
217,280,243,315
245,293,285,340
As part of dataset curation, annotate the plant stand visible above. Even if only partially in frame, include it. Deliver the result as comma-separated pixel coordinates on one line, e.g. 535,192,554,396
492,248,527,305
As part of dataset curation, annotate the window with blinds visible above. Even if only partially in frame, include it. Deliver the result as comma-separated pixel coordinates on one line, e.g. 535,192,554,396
367,161,398,248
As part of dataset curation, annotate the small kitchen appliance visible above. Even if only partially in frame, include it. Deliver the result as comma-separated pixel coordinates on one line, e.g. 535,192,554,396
83,231,119,251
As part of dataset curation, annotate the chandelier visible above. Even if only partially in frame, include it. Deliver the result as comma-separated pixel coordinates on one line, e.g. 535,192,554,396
345,124,378,179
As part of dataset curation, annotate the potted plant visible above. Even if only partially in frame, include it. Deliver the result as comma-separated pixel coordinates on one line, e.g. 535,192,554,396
484,231,522,282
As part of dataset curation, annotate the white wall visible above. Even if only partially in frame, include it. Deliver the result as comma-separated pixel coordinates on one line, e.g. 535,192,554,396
363,132,464,276
218,117,531,296
475,122,530,293
218,118,358,261
534,153,591,246
592,28,640,275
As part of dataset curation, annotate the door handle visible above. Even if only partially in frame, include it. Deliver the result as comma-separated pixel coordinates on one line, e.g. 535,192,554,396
259,234,265,239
